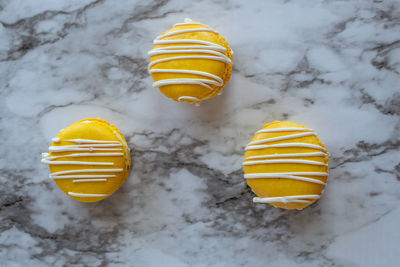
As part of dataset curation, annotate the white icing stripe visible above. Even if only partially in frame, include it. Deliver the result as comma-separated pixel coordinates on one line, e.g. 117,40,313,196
154,39,226,52
68,192,109,197
64,139,121,144
253,195,320,204
73,179,107,183
50,169,123,176
50,143,121,149
42,153,123,161
178,96,200,102
149,49,228,58
148,55,231,69
243,159,327,166
245,172,328,177
155,28,219,39
49,147,123,152
248,132,316,146
51,175,116,179
256,127,313,134
52,137,60,143
173,20,204,26
245,152,327,160
245,143,327,152
244,173,326,185
153,45,226,52
174,23,203,26
148,20,232,103
153,78,220,90
41,159,114,166
150,69,223,83
150,69,223,92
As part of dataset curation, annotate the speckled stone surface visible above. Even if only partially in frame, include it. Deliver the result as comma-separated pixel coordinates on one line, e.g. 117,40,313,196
1,0,399,266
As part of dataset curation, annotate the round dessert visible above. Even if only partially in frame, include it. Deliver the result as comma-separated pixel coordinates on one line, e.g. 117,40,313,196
243,121,329,210
148,18,233,105
41,118,131,202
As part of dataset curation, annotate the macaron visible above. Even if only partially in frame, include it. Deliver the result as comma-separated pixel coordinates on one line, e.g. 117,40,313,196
148,18,233,105
243,121,329,210
42,118,131,202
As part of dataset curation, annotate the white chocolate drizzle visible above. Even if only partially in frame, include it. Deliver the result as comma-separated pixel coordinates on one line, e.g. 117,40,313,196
178,96,200,102
243,159,328,166
49,168,123,176
148,19,232,103
244,125,329,205
248,132,316,146
68,192,110,197
52,174,117,179
245,142,327,151
42,138,125,191
73,179,107,183
253,195,321,204
42,152,124,160
244,172,327,185
41,159,114,166
49,147,123,152
255,127,313,133
63,139,121,144
245,152,327,160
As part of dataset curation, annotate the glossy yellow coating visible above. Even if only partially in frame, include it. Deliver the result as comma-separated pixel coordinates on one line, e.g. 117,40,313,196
149,20,233,103
244,121,329,210
47,118,131,202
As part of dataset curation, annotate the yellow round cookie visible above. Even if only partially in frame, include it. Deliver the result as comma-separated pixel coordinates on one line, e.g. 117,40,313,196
243,121,329,210
148,18,233,104
42,118,131,202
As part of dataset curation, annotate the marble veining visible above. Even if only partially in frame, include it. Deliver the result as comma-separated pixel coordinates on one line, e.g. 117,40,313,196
1,0,399,266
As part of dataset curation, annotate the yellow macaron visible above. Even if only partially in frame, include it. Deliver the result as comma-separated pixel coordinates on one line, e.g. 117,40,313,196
42,118,131,202
148,18,233,104
243,121,329,210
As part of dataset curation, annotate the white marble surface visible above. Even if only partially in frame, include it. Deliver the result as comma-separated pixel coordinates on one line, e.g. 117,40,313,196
1,0,400,266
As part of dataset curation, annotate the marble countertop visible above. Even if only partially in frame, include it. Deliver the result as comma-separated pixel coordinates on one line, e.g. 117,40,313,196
1,0,399,266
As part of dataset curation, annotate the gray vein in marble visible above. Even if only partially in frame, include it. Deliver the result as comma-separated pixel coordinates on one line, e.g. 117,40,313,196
0,0,104,62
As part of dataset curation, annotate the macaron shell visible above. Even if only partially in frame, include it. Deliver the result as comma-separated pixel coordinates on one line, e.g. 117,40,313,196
48,119,131,202
244,121,329,210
